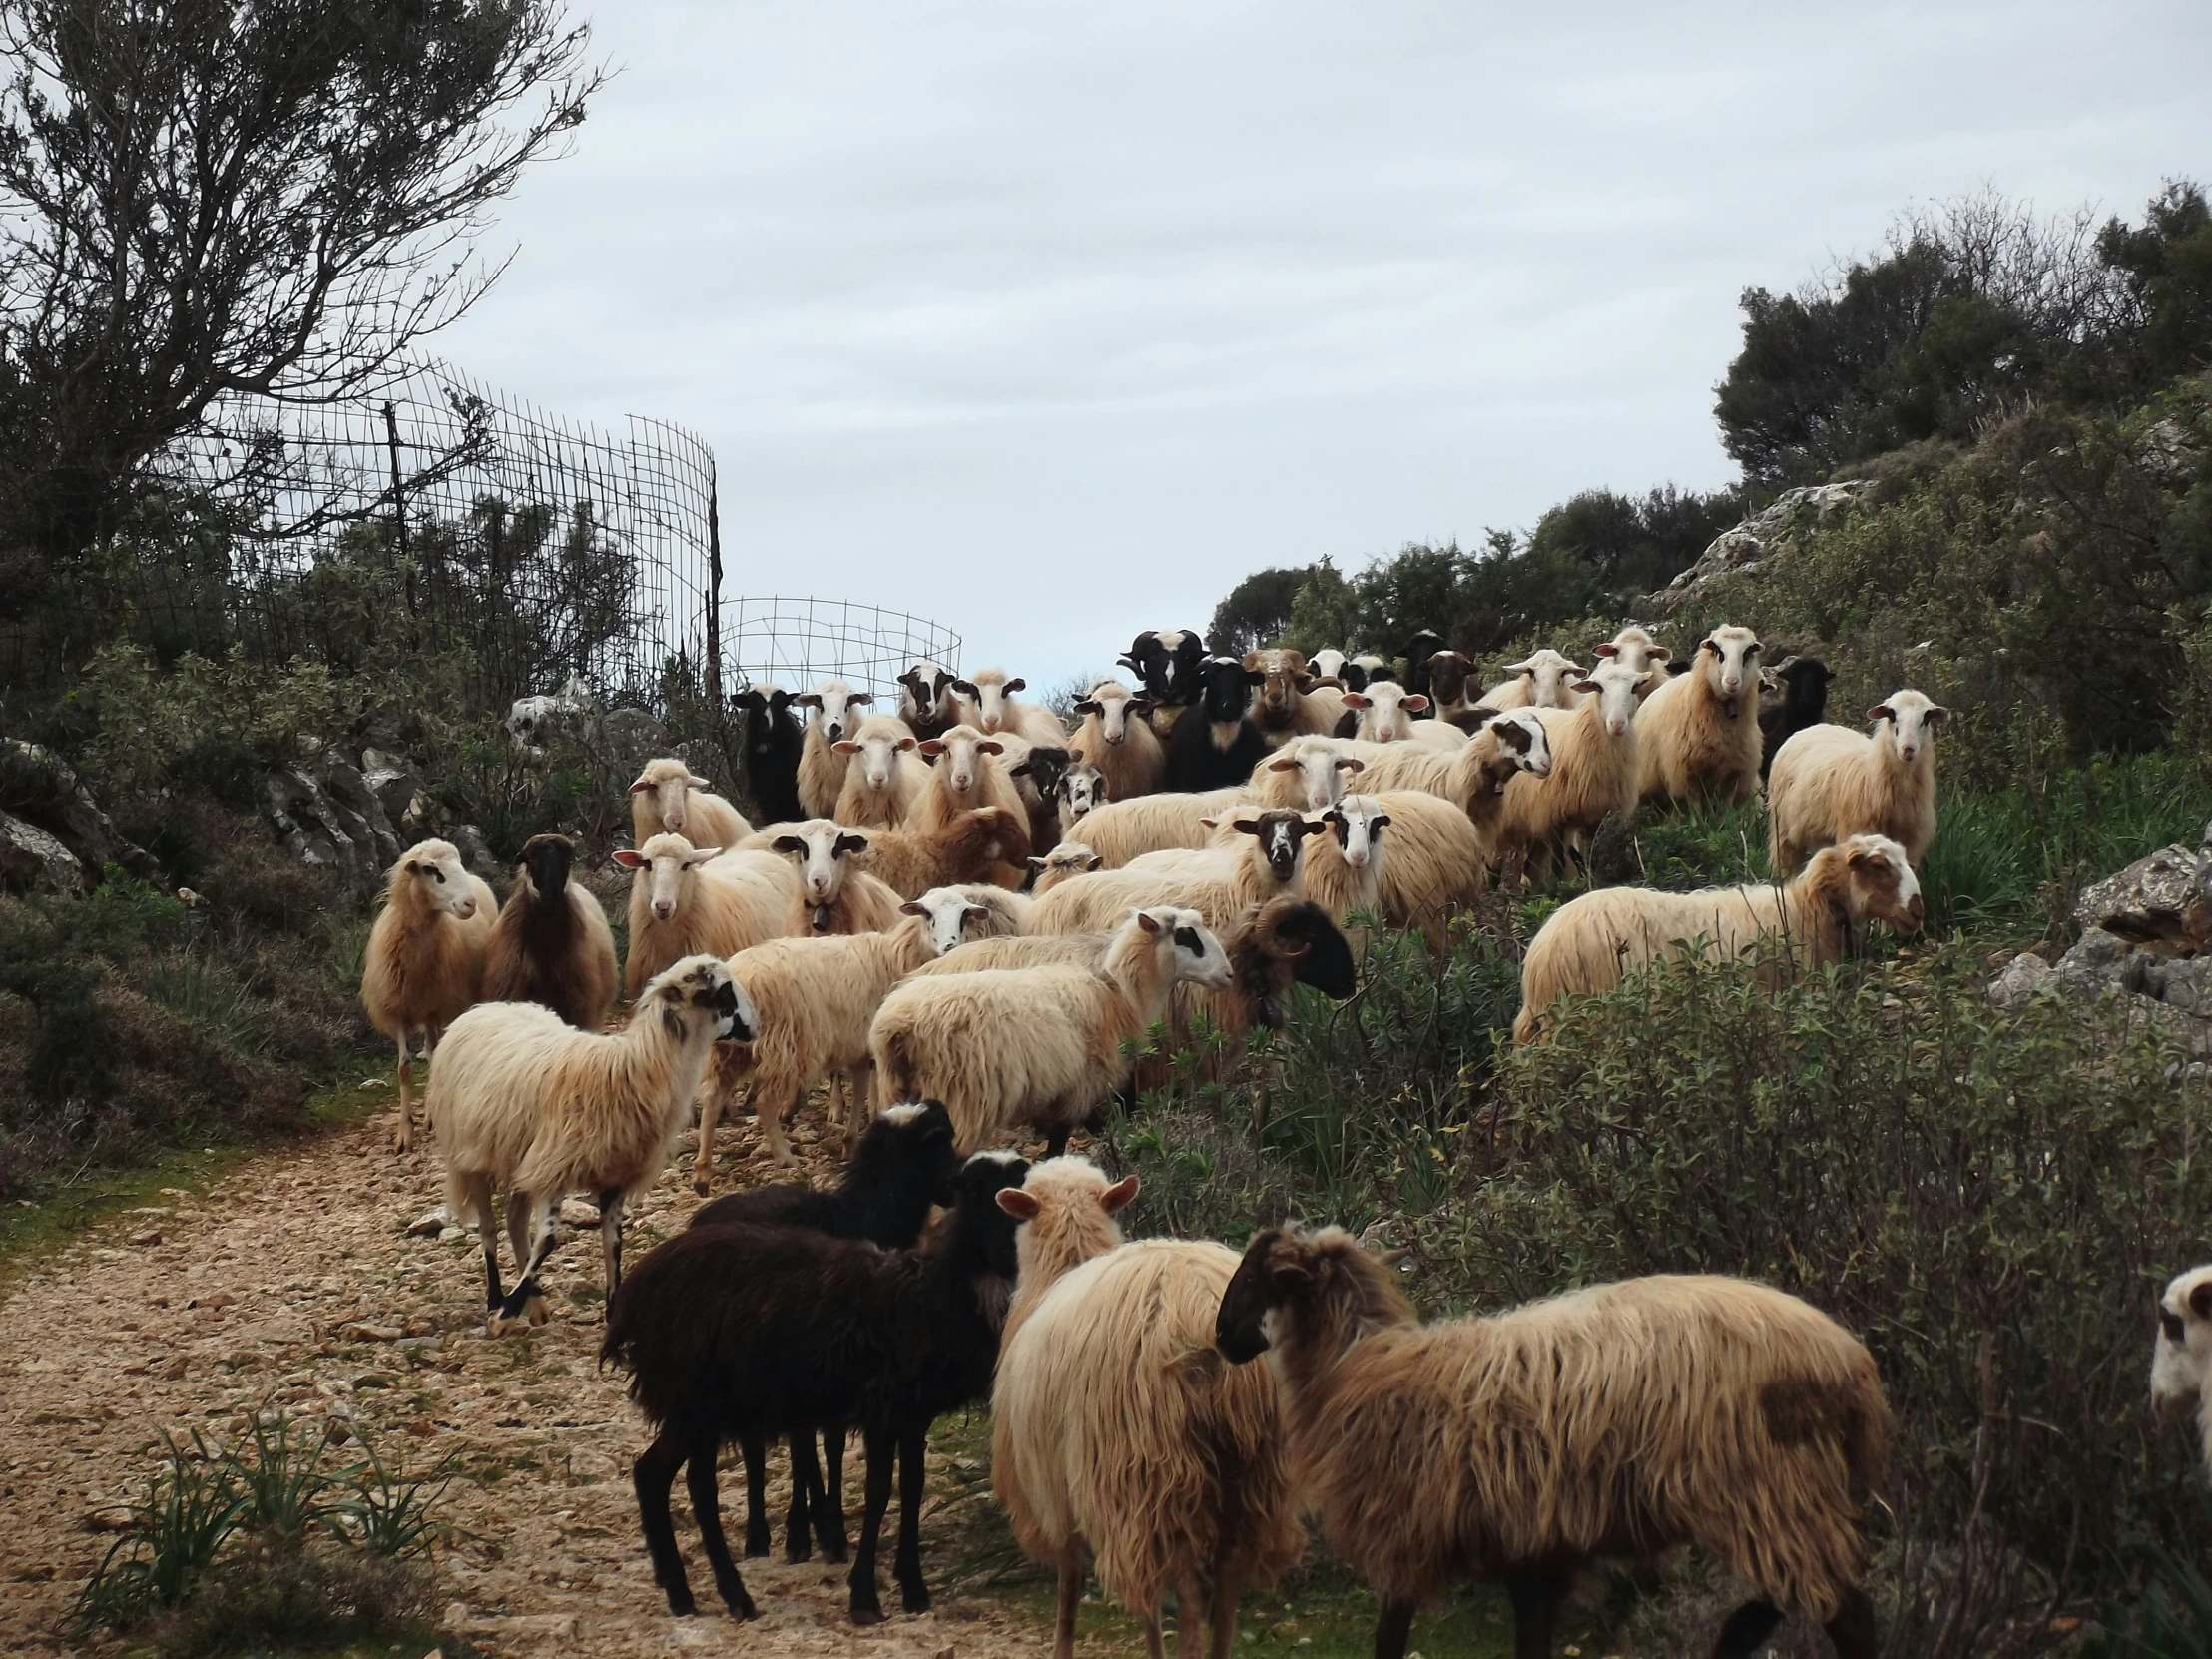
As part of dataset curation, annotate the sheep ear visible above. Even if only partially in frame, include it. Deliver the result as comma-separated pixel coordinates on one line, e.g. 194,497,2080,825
795,693,822,708
1867,705,1894,724
919,740,946,757
1594,642,1618,657
976,740,1002,756
1296,817,1328,836
612,849,646,868
1231,819,1266,836
898,901,927,917
771,835,807,856
1335,757,1365,773
1401,694,1428,712
686,774,712,789
1004,677,1026,694
965,904,992,925
684,846,723,865
628,776,655,793
1198,816,1221,830
832,740,858,754
1926,705,1951,724
769,689,793,710
1342,692,1369,708
850,692,874,706
1101,1175,1140,1213
1073,700,1101,715
951,680,978,698
1027,855,1048,871
1134,909,1166,934
2194,1282,2212,1322
1648,646,1670,664
1372,813,1390,829
1571,679,1598,694
996,1188,1042,1219
834,833,872,857
1266,756,1300,772
1489,718,1533,753
896,736,916,751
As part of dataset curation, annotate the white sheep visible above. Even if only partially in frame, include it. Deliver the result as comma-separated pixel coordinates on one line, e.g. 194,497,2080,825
1339,681,1430,744
614,833,797,998
1030,808,1325,935
763,818,906,935
1364,789,1495,950
699,889,986,1182
1251,736,1367,811
1514,833,1924,1041
629,757,754,851
794,679,875,818
952,667,1071,751
361,838,497,1153
431,954,755,1330
1069,679,1167,802
1331,710,1553,816
1493,657,1646,885
1635,624,1764,808
1062,786,1257,868
1308,647,1350,683
2151,1265,2212,1476
1767,688,1947,875
831,712,932,829
1030,841,1102,892
1473,648,1585,712
1302,793,1388,934
907,723,1033,880
869,905,1232,1155
1595,623,1670,698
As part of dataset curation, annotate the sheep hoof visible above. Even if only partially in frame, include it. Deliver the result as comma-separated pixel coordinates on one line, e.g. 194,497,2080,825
525,1295,550,1327
850,1605,885,1627
900,1582,930,1615
692,1173,712,1196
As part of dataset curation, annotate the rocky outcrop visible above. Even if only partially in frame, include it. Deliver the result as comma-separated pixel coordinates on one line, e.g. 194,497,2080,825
1658,480,1875,611
0,740,158,882
0,809,87,893
260,755,403,897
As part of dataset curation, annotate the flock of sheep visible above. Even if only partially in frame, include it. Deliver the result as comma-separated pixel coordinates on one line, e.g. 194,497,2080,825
345,623,2212,1659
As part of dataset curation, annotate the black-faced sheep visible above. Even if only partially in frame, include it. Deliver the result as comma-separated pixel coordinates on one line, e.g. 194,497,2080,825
629,757,754,851
480,833,619,1032
734,686,807,825
362,838,498,1153
1215,1227,1890,1659
1635,624,1764,807
1166,657,1271,791
1117,629,1209,717
1398,631,1447,708
603,1148,1029,1623
1758,654,1837,777
1767,688,1946,875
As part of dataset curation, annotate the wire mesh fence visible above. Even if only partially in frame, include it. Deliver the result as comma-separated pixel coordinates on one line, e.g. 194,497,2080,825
723,595,962,702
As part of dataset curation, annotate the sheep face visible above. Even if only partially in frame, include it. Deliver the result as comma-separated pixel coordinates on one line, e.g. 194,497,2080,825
1869,689,1949,766
1195,657,1263,727
1498,648,1586,710
1266,739,1364,811
1343,682,1428,744
1031,842,1100,890
613,834,725,922
1423,651,1478,709
736,684,800,752
1073,681,1141,744
1594,626,1670,677
1012,745,1073,804
630,757,715,835
902,888,993,957
956,1149,1035,1280
919,724,1003,799
397,839,480,919
1325,795,1388,874
950,670,1028,736
1137,905,1235,991
1401,632,1447,686
2151,1267,2212,1418
1118,630,1207,704
770,821,867,908
1348,653,1393,693
834,719,917,792
1840,834,1924,933
1243,649,1312,723
1216,1225,1399,1366
795,678,872,745
1491,710,1553,783
1694,626,1763,705
516,832,576,899
1571,660,1647,739
897,661,956,726
1056,762,1106,824
1226,809,1326,884
650,954,757,1044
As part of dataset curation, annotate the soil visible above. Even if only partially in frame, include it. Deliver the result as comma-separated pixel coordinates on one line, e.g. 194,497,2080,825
0,1099,1052,1658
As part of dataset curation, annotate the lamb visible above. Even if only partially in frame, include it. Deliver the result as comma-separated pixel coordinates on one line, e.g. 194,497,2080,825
699,889,986,1181
480,833,619,1032
1768,690,1945,875
951,667,1070,750
1759,655,1838,779
1513,833,1924,1042
795,679,875,818
1329,710,1552,814
869,906,1233,1155
1030,841,1102,892
1474,647,1585,712
849,806,1031,899
995,1161,1302,1659
733,686,807,825
1246,648,1348,744
604,1148,1029,1624
831,713,932,829
1055,759,1108,841
1635,624,1765,807
1061,786,1255,868
689,1099,962,1565
1070,678,1168,802
1166,657,1272,791
629,756,755,851
908,723,1033,871
361,838,498,1153
2150,1265,2212,1477
1029,809,1325,936
1492,658,1645,885
1337,681,1429,744
1214,1228,1889,1659
895,660,961,741
614,834,796,998
1252,736,1366,811
431,955,754,1328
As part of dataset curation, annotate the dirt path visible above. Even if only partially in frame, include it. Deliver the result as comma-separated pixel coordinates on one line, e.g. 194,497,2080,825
0,1101,1052,1658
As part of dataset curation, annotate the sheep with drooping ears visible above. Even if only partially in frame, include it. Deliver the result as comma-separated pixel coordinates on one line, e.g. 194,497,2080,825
1214,1226,1890,1659
1767,688,1946,875
615,834,796,998
831,712,931,829
1635,623,1764,807
895,660,961,741
629,756,754,851
1070,678,1167,802
1595,623,1671,699
1336,680,1429,744
362,837,497,1152
480,833,618,1033
734,686,807,825
760,818,904,937
795,679,875,819
996,1159,1304,1659
906,723,1032,881
1513,833,1924,1042
430,954,754,1330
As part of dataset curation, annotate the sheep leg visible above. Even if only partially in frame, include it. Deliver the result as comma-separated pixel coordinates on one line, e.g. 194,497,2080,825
846,1423,893,1623
1504,1566,1570,1659
1371,1597,1416,1659
695,1077,725,1196
503,1190,531,1286
632,1430,697,1616
761,1087,801,1169
1175,1570,1209,1659
786,1432,821,1562
685,1430,758,1619
893,1420,930,1613
1043,1124,1071,1160
392,1031,415,1152
1208,1557,1244,1659
844,1063,876,1153
464,1175,503,1313
599,1187,627,1301
1142,1609,1167,1659
1052,1540,1085,1659
819,1423,849,1561
740,1432,772,1557
495,1194,558,1329
1711,1599,1783,1658
1822,1588,1879,1659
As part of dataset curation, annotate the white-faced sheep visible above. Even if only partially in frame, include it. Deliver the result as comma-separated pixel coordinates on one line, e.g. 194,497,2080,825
2151,1265,2212,1477
615,835,797,998
1308,647,1349,684
869,906,1233,1155
1635,624,1764,808
1215,1228,1890,1659
1030,841,1102,892
1030,808,1325,935
1246,648,1348,744
830,713,931,829
848,806,1031,899
1062,786,1255,868
1595,623,1670,698
1337,681,1430,744
1492,658,1646,885
947,882,1033,939
1055,758,1108,842
1301,793,1388,935
1513,833,1924,1042
764,818,906,935
362,838,498,1152
995,1161,1302,1659
907,723,1033,880
481,834,619,1032
630,757,754,851
1473,647,1585,712
700,889,986,1181
1767,688,1947,875
951,667,1070,751
431,955,755,1329
795,680,875,818
1331,710,1553,817
1252,736,1367,811
1070,678,1168,802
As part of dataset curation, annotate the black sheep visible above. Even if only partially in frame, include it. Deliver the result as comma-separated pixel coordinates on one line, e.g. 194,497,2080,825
605,1148,1029,1624
1165,656,1269,791
1116,628,1208,708
687,1101,962,1563
1759,656,1836,779
479,832,618,1030
733,686,806,824
1399,630,1447,714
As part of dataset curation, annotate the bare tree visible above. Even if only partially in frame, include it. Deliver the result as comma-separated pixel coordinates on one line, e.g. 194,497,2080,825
0,0,604,570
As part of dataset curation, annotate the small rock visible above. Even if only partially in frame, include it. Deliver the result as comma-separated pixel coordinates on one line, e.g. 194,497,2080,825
126,1229,162,1247
188,1292,236,1310
558,1197,602,1228
437,1225,465,1244
339,1322,406,1343
82,1499,135,1532
407,1418,439,1438
1986,951,2052,1011
405,1206,452,1238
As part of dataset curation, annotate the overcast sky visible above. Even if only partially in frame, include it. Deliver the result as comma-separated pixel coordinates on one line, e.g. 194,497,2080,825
441,0,2212,691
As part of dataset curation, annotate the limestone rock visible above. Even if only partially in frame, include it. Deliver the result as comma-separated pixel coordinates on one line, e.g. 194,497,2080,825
261,766,384,894
361,748,431,833
0,809,87,893
1986,951,2052,1011
0,739,158,879
1659,480,1875,611
448,824,502,884
2073,844,2212,954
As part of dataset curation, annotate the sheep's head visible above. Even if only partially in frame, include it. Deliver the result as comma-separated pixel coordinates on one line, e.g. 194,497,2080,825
951,668,1026,735
769,820,868,910
1011,745,1073,804
919,724,1003,799
1056,761,1107,824
1265,738,1365,811
1869,688,1949,766
1400,632,1447,686
1134,904,1234,990
629,756,714,834
1832,834,1923,935
1695,626,1763,705
903,887,994,957
2152,1266,2212,1431
1248,896,1358,1002
794,679,872,744
613,833,724,922
1341,682,1427,745
1243,649,1311,722
865,1101,962,1208
1324,794,1388,878
1594,626,1669,678
1308,648,1348,683
897,661,955,726
1196,656,1262,726
1347,653,1393,694
996,1156,1140,1289
1422,650,1477,709
516,832,576,899
393,839,479,919
1215,1225,1412,1366
1073,680,1141,745
1570,659,1647,739
1497,648,1585,710
1031,841,1101,890
954,1148,1034,1284
649,954,756,1045
833,714,919,793
1474,711,1552,795
1118,630,1206,704
1221,807,1327,884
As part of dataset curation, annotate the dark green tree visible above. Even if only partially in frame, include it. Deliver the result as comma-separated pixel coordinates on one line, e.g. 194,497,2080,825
1208,564,1314,655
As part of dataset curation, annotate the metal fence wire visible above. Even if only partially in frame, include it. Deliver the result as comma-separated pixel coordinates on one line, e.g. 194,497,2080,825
723,596,962,703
